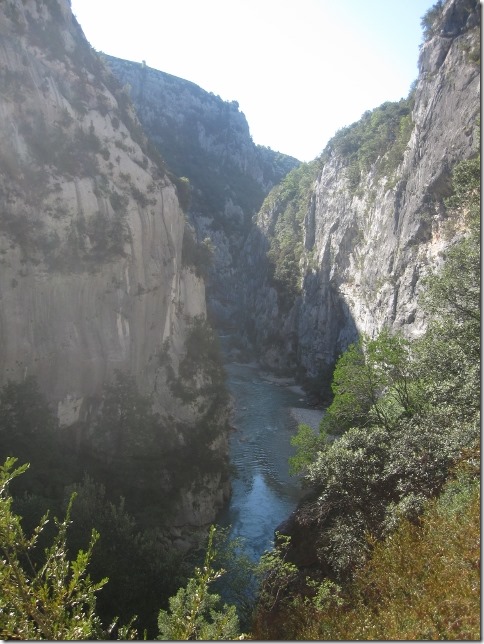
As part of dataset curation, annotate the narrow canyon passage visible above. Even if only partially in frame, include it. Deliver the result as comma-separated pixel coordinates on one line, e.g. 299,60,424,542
216,351,323,561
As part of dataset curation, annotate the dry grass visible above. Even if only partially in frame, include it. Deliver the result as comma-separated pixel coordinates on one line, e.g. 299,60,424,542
254,459,480,641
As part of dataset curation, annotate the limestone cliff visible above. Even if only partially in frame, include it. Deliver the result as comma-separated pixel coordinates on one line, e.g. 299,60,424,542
0,0,230,528
102,56,300,326
239,0,480,385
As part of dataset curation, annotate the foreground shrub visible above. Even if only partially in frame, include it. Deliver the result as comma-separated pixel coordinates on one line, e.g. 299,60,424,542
0,457,135,640
315,457,480,640
253,455,480,640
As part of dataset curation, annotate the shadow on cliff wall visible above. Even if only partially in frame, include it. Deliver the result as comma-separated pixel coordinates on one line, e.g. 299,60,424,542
230,225,359,405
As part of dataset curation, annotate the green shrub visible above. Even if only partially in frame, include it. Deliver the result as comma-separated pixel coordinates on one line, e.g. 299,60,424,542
181,226,213,278
270,455,480,641
169,316,226,406
421,0,444,41
157,526,242,640
172,175,192,212
0,457,135,640
263,161,319,303
325,96,415,191
272,152,481,623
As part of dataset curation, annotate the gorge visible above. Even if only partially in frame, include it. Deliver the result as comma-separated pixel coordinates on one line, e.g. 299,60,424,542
0,0,480,639
217,356,317,562
106,0,479,387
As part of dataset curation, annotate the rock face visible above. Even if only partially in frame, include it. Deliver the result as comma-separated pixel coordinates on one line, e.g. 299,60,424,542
238,0,480,383
0,0,477,535
0,0,230,527
103,55,300,326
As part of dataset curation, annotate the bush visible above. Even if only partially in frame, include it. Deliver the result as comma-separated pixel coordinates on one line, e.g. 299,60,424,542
325,97,415,191
181,226,213,278
273,455,480,641
64,476,187,638
0,457,135,640
172,175,192,212
157,526,242,640
267,152,481,629
421,0,444,41
263,161,319,303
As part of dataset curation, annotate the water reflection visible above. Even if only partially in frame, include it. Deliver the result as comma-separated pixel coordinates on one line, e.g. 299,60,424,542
217,360,306,561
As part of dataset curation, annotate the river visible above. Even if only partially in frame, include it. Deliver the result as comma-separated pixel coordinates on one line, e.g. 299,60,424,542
216,358,323,562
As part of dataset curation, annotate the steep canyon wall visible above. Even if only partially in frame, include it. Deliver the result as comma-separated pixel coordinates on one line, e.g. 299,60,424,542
239,0,480,383
0,0,479,529
0,0,230,528
104,55,300,327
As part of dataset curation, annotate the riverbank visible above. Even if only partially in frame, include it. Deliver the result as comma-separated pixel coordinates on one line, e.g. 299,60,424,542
257,371,325,430
289,407,324,431
259,371,308,397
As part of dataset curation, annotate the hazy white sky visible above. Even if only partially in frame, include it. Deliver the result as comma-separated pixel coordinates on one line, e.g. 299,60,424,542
70,0,436,161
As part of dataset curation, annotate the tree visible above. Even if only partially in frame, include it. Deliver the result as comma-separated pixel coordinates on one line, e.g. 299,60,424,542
157,526,242,640
175,176,192,212
325,337,378,432
92,370,163,460
316,330,417,439
65,475,187,638
421,0,444,41
263,453,480,641
0,457,136,640
0,377,76,499
210,527,259,632
289,422,327,476
0,377,58,442
290,330,420,479
416,155,480,421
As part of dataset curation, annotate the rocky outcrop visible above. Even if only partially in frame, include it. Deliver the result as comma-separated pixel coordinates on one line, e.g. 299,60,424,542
103,56,300,326
239,0,480,383
0,0,230,528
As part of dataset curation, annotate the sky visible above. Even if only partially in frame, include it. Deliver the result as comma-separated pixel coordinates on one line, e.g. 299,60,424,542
70,0,436,162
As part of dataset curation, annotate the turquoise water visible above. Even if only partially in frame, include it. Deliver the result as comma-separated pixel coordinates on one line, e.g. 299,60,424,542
216,360,305,561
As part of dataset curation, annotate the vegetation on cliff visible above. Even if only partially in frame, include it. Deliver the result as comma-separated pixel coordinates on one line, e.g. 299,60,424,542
254,454,479,640
0,153,479,640
105,56,299,235
0,0,480,639
325,94,415,191
255,91,415,323
0,325,231,637
0,375,199,636
0,461,241,640
263,161,321,304
252,154,480,639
